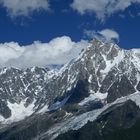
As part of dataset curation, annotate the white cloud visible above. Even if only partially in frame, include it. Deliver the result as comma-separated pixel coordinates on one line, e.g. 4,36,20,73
84,30,97,39
99,29,119,42
0,0,49,18
0,36,89,68
71,0,140,20
84,29,119,42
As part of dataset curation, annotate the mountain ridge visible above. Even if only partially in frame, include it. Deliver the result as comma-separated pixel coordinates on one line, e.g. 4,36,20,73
1,39,140,139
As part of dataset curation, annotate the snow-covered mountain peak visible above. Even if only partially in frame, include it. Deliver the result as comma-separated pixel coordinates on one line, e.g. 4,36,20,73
1,39,140,140
1,39,140,126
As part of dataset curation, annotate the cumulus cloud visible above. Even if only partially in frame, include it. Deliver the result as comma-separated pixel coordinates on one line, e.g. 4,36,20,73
71,0,140,20
99,29,119,42
0,36,89,68
84,29,119,42
0,0,49,18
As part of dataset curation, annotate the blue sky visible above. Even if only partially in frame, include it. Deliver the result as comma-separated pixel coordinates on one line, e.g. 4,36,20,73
0,0,140,48
0,0,140,68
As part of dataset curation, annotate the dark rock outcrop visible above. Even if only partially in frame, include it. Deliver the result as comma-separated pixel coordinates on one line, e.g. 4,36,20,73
55,100,140,140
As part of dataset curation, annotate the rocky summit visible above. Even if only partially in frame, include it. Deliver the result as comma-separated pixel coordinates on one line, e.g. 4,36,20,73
1,39,140,140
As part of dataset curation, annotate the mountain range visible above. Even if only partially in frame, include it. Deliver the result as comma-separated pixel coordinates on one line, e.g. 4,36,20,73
1,39,140,140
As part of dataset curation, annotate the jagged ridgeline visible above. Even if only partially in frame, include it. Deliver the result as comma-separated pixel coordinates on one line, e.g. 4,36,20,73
1,39,140,140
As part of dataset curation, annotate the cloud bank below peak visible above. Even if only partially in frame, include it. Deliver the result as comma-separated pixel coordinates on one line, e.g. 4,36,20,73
71,0,140,20
0,36,89,68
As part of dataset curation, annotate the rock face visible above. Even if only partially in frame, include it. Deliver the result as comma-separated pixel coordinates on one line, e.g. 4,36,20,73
0,100,11,118
107,75,136,103
1,39,140,139
0,67,56,121
55,100,140,140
